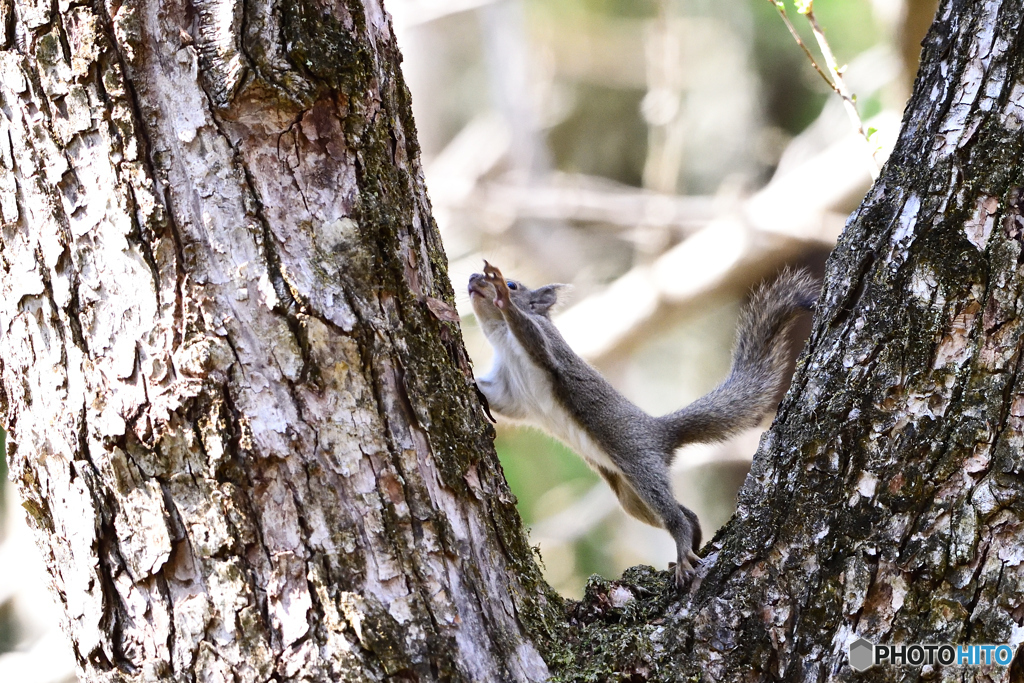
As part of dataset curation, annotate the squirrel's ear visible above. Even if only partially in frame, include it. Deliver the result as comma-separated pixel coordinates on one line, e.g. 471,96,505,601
530,284,569,315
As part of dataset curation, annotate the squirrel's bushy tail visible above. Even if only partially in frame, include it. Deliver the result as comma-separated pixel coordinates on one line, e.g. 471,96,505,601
659,268,819,453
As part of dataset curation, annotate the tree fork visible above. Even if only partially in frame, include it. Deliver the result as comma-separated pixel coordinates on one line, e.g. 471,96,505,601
6,0,1024,682
553,1,1024,680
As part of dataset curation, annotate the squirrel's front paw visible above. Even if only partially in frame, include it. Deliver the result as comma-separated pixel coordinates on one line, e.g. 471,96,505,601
482,261,511,310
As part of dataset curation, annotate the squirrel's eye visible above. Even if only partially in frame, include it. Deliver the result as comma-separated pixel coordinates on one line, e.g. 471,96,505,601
507,281,518,290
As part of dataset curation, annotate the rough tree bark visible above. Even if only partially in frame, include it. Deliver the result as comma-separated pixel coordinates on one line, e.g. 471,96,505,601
549,1,1024,681
6,0,1024,681
0,0,557,681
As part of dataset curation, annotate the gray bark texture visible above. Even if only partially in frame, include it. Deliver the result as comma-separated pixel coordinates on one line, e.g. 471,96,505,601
549,1,1024,681
0,0,558,681
5,0,1024,681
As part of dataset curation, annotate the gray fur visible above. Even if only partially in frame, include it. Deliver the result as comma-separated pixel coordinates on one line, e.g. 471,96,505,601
470,262,818,586
659,268,819,452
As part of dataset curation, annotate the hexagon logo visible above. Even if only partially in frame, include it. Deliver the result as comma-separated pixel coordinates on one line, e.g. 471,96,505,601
849,637,875,672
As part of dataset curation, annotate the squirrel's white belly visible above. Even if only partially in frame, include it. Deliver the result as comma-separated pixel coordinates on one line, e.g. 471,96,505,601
479,331,620,474
537,403,619,474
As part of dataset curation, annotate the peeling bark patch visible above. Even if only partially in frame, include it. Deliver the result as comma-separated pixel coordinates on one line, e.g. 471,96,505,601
933,300,981,369
910,262,942,306
931,0,1003,161
115,479,174,580
267,552,312,647
193,0,248,108
965,195,1000,250
891,193,920,249
854,471,877,500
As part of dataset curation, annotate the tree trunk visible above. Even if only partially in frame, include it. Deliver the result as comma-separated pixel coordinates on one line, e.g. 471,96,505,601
0,1,556,681
551,1,1024,680
6,0,1024,681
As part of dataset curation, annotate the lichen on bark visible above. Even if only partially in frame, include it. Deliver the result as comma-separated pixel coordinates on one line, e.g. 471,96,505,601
0,0,558,680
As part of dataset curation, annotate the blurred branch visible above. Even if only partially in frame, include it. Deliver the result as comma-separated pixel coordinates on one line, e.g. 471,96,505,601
898,0,940,94
478,0,549,175
0,539,16,607
0,630,77,683
471,174,717,233
425,116,717,260
425,113,510,208
531,485,618,544
642,2,687,195
556,111,900,366
801,3,881,177
388,0,497,30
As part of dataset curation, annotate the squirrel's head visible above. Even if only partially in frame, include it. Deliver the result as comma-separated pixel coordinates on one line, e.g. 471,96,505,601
468,270,567,326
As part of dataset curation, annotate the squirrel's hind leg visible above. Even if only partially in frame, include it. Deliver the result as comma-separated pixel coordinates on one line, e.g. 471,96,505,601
613,456,703,587
596,466,663,528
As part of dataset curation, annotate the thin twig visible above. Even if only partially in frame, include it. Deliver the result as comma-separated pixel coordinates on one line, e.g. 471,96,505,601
766,0,835,91
803,5,880,177
766,0,881,179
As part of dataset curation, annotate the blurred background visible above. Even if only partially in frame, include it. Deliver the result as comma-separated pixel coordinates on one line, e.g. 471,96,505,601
0,0,937,679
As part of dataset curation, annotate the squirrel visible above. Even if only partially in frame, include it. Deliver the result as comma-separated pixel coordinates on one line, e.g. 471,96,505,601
469,261,819,586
